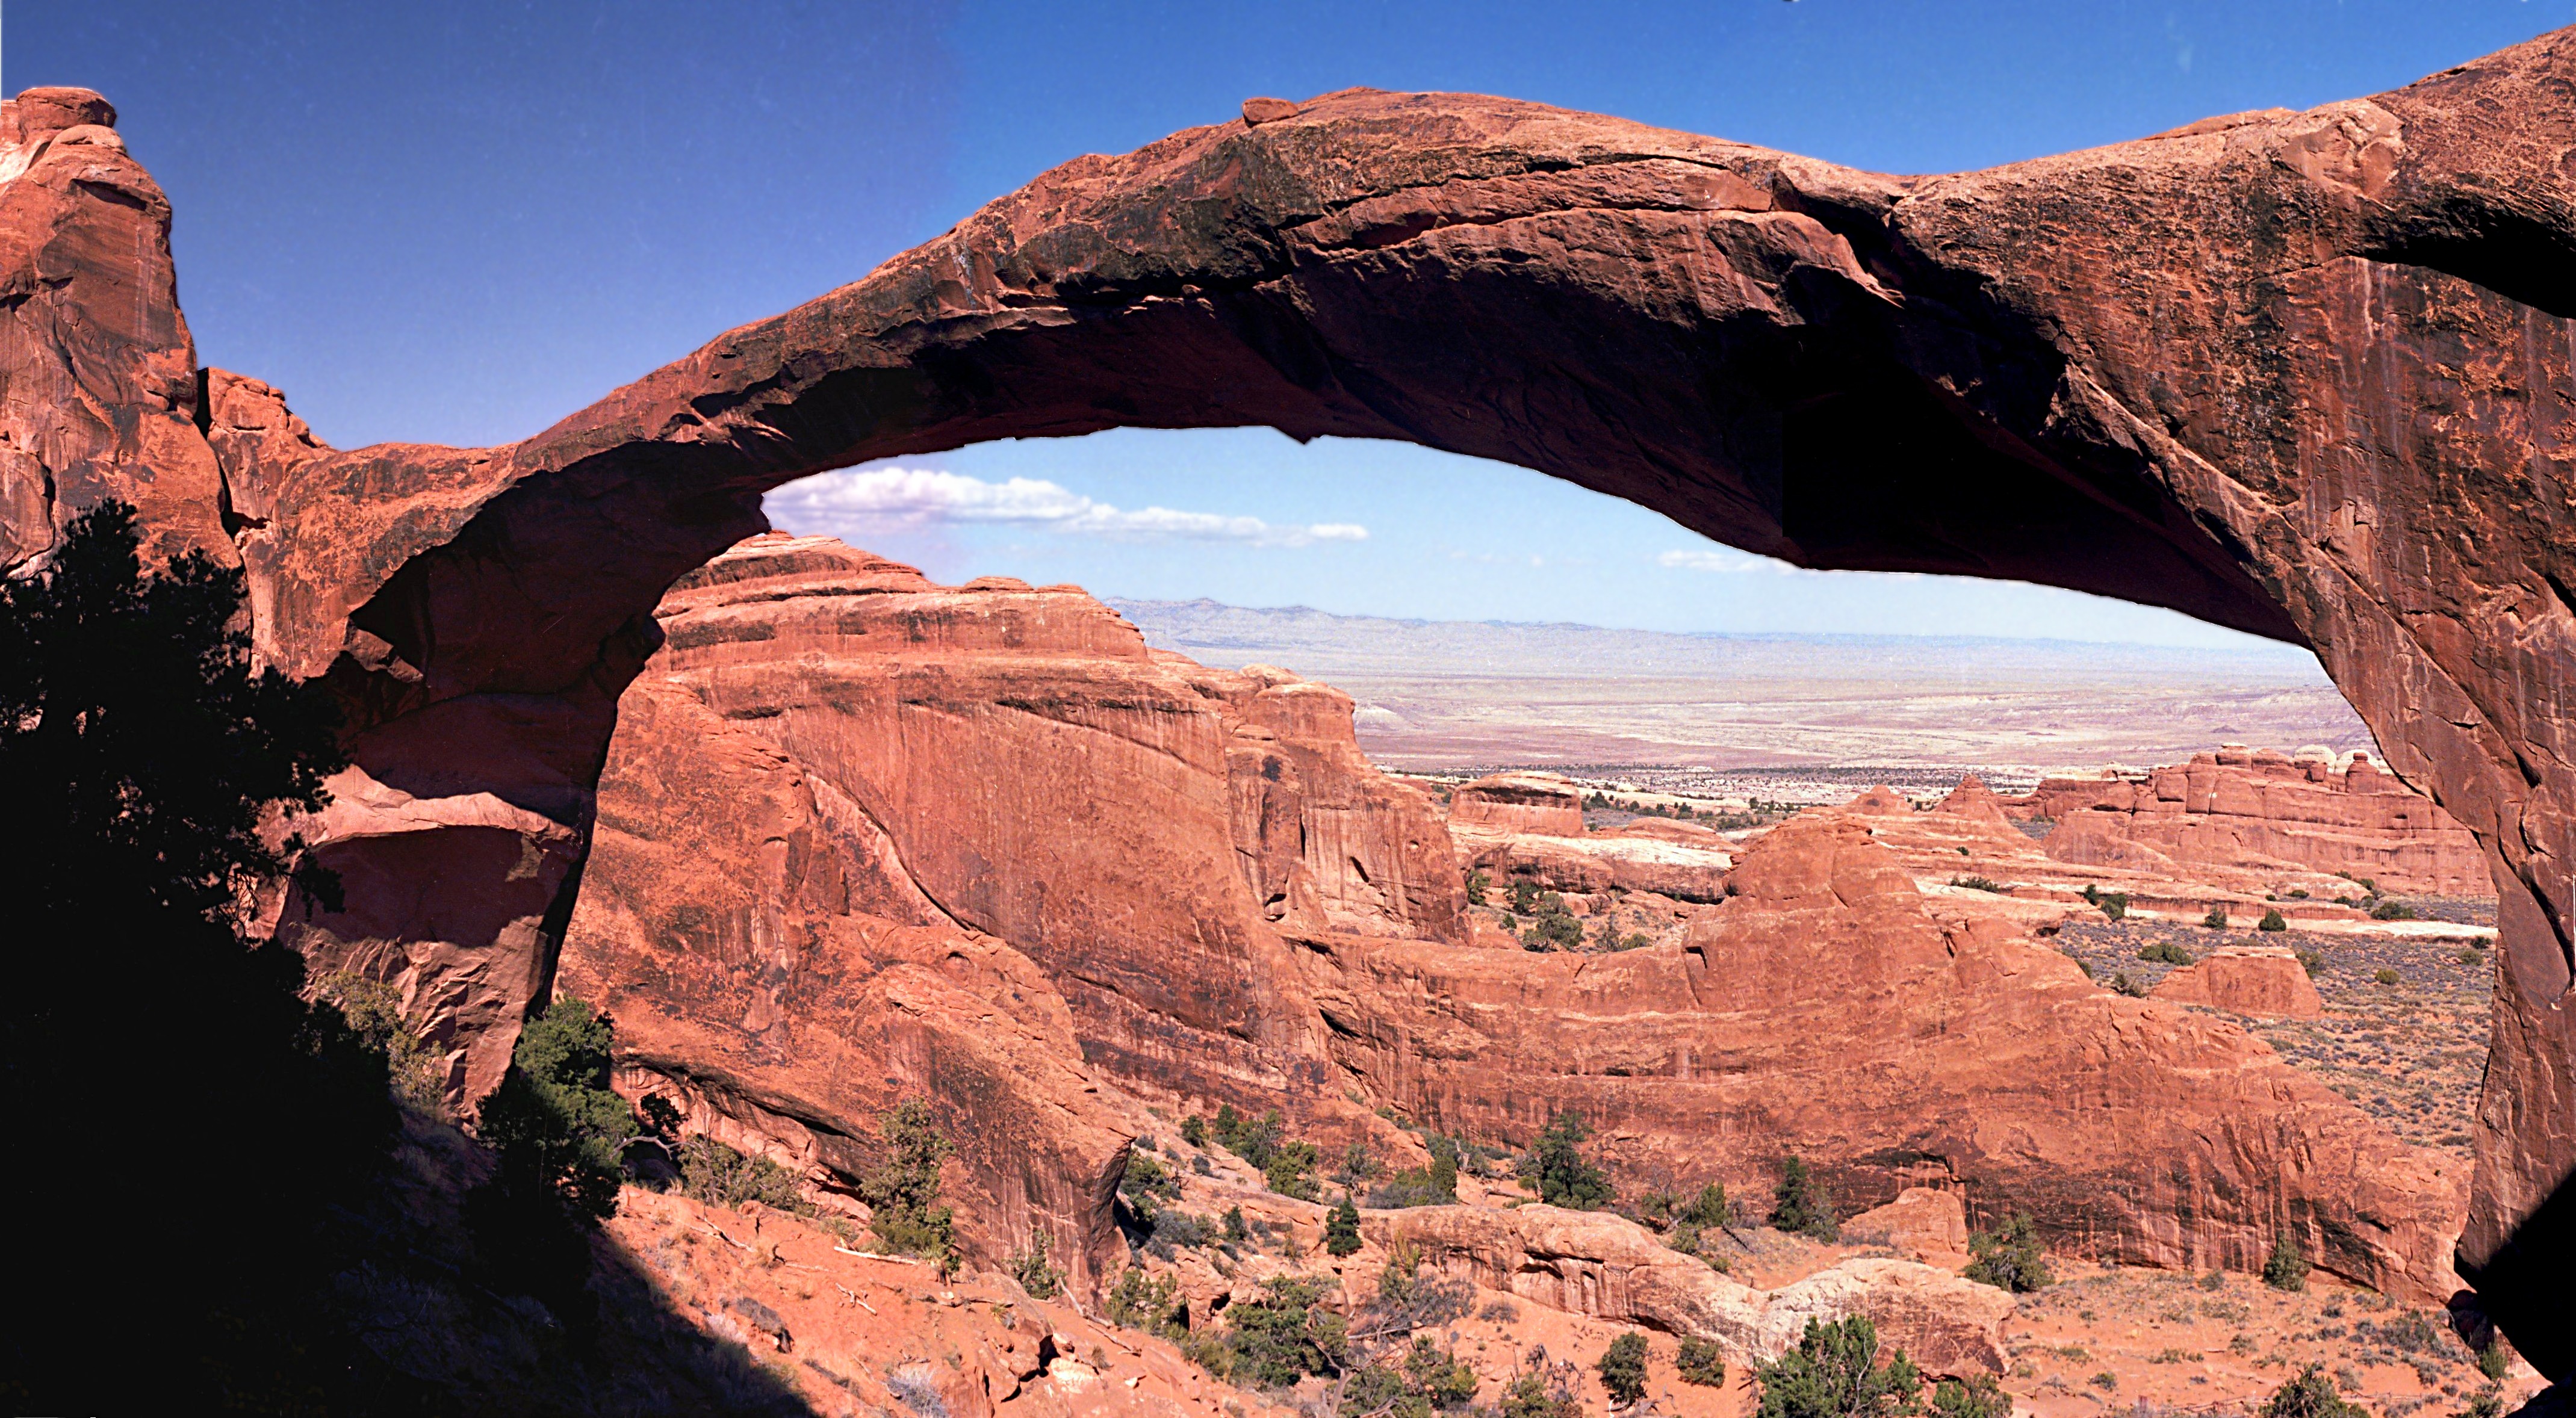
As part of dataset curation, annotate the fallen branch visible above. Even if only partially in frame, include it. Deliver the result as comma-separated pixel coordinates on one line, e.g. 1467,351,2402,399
834,1245,923,1265
834,1283,878,1315
701,1223,755,1252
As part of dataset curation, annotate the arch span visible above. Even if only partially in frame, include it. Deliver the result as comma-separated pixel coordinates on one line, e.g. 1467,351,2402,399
7,28,2576,1367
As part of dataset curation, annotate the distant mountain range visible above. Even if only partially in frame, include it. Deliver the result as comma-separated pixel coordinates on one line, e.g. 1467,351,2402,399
1106,598,2373,773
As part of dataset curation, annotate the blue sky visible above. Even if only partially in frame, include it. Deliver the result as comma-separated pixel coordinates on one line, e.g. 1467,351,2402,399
16,2,2566,646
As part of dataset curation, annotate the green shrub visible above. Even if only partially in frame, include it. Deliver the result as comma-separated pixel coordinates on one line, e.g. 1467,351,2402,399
1224,1205,1252,1243
1682,1181,1730,1228
1597,1332,1650,1407
1181,1114,1208,1148
2261,1363,2368,1418
2264,1228,2311,1292
2079,886,2129,920
2288,888,2310,899
1326,1194,1363,1256
1226,1274,1347,1387
1772,1157,1839,1240
2112,971,2149,997
1122,1149,1182,1216
1106,1267,1188,1338
1931,1374,2009,1418
1010,1230,1063,1299
1339,1338,1479,1418
677,1135,810,1212
2297,949,2327,977
1522,907,1584,951
2466,1386,2506,1418
1677,1337,1728,1387
1465,870,1491,906
320,972,447,1109
1497,1372,1582,1418
1752,1316,1922,1418
2204,906,2230,929
861,1098,956,1270
1949,875,2006,894
2374,967,2403,986
2371,899,2417,920
2478,1339,2511,1381
2139,941,2194,966
476,997,639,1221
2259,909,2288,932
1265,1144,1323,1200
1525,1112,1612,1209
1963,1211,2052,1293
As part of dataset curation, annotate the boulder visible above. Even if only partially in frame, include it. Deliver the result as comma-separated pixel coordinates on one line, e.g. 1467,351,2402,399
2152,946,2327,1018
1368,1204,2010,1377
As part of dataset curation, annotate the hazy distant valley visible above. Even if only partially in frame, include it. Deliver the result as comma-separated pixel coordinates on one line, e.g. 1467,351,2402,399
1113,598,2377,788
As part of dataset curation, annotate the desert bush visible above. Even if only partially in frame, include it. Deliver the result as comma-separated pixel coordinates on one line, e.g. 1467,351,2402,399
2262,1364,2369,1418
1143,1208,1218,1260
1339,1337,1480,1418
2139,941,2195,966
2465,1386,2506,1418
1677,1336,1728,1387
1963,1210,2052,1293
1497,1372,1582,1418
2264,1228,2311,1292
1326,1194,1364,1256
2260,909,2289,932
477,997,639,1221
1368,1241,1476,1331
2375,967,2403,986
678,1135,810,1213
1524,1112,1612,1209
1949,875,2006,893
1465,869,1491,906
1226,1274,1348,1387
861,1099,956,1270
1772,1157,1839,1240
2112,972,2150,997
2298,949,2327,977
1224,1205,1252,1243
1931,1374,2009,1418
1753,1316,1922,1418
2371,898,2417,921
1106,1267,1188,1339
1522,906,1584,951
1010,1230,1064,1299
2478,1339,2510,1381
2203,905,2230,929
1508,880,1543,914
1122,1149,1182,1218
1181,1114,1208,1148
2090,1372,2118,1392
321,972,448,1109
1597,1332,1650,1407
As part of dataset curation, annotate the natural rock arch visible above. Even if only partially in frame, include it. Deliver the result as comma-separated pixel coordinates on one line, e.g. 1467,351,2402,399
6,28,2575,1369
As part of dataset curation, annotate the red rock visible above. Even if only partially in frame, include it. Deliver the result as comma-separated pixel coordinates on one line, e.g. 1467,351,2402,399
556,673,1135,1289
2151,946,2326,1019
15,30,2576,1353
1934,776,2020,833
2008,751,2487,896
1451,773,1588,836
1312,815,2465,1304
1843,1187,1971,1259
1371,1204,2011,1378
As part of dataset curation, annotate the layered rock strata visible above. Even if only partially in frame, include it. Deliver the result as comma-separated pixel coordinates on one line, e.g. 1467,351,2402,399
2009,748,2488,897
13,31,2576,1354
2152,946,2329,1019
1448,772,1734,900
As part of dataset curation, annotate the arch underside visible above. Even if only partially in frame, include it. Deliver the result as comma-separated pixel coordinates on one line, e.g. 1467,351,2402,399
10,27,2576,1377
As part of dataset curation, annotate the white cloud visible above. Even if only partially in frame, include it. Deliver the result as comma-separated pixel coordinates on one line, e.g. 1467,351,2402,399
767,467,1367,548
1657,546,1780,574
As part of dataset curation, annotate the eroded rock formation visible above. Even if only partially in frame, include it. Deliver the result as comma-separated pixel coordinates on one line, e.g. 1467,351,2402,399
11,28,2576,1355
2152,946,2328,1019
2010,748,2488,897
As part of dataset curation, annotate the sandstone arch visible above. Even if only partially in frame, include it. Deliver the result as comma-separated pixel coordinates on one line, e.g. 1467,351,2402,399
7,27,2576,1367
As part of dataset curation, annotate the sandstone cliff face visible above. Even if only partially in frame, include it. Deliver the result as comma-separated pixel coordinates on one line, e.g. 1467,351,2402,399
17,35,2576,1355
1308,814,2465,1304
1451,773,1588,836
557,673,1135,1289
2011,748,2487,897
593,534,1460,1135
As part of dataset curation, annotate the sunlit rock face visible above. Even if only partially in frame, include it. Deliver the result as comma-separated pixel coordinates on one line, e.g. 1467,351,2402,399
13,25,2576,1358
